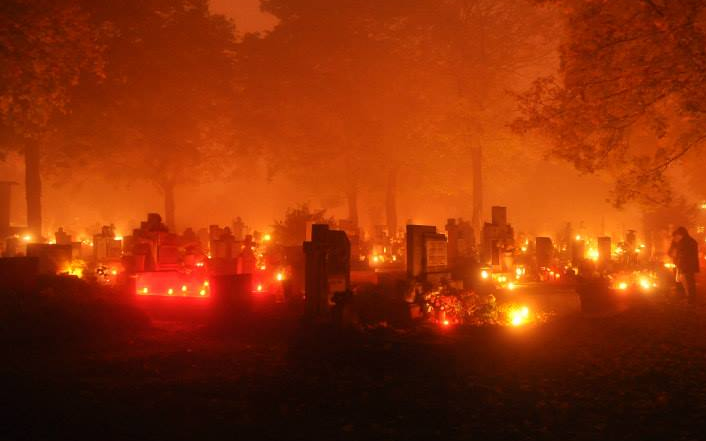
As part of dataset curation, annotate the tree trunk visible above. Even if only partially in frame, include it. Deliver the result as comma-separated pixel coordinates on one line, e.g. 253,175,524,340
25,140,42,237
386,167,398,236
164,182,176,232
346,186,359,227
471,142,483,240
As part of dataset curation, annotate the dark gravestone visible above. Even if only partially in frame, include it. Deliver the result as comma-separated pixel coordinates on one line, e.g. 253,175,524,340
597,237,612,264
303,224,350,319
26,244,72,275
481,206,514,267
212,273,253,315
406,225,437,279
572,240,586,266
406,225,449,282
55,227,72,245
446,218,475,267
535,237,554,268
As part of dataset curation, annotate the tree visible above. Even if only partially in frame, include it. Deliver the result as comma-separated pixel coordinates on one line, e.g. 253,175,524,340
515,0,706,207
273,203,333,247
0,0,103,236
399,0,559,235
239,1,399,229
241,0,555,236
63,0,240,230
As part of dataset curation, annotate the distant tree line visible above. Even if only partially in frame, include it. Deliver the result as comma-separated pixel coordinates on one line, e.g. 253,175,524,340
10,0,700,236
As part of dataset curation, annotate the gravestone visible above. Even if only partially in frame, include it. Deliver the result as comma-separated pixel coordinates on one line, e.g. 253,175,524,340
303,224,351,319
572,239,586,266
232,216,246,241
26,244,72,275
446,218,475,265
481,206,515,268
55,227,72,245
406,225,449,281
597,236,612,264
237,235,257,274
535,237,554,268
94,225,122,261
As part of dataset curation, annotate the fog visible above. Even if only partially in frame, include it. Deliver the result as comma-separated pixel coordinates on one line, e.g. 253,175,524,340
3,0,701,243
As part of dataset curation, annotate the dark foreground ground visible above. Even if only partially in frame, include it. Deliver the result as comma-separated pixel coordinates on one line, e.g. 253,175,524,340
2,282,706,441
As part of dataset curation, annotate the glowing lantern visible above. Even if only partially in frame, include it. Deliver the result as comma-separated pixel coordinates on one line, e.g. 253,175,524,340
256,284,263,292
167,288,174,295
263,233,272,242
142,287,149,294
509,306,530,327
617,282,628,291
199,289,206,296
507,282,516,291
181,285,188,292
276,272,284,281
481,269,489,279
22,234,32,242
586,248,599,261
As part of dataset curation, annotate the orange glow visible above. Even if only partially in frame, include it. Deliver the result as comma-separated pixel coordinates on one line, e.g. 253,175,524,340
167,288,174,295
509,306,530,327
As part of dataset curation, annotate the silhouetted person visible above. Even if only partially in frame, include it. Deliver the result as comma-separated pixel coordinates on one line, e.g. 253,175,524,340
670,227,699,303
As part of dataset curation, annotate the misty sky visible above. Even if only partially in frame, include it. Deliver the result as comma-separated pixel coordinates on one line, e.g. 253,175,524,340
0,0,648,241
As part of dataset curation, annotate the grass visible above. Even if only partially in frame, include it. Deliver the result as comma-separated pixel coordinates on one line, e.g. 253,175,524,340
1,282,705,440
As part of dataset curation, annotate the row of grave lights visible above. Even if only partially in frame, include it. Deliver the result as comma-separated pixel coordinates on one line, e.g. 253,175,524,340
140,280,210,297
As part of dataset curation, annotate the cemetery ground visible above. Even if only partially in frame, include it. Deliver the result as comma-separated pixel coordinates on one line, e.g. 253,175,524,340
3,280,706,440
